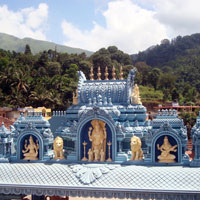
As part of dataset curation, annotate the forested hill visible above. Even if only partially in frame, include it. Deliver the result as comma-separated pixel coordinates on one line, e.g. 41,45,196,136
131,33,200,107
0,33,93,56
133,33,200,67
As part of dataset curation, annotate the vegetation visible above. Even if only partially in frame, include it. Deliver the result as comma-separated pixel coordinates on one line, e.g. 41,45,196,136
1,33,200,110
0,46,132,110
133,33,200,105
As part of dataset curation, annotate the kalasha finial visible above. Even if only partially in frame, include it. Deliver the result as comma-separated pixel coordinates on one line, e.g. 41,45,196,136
90,66,94,80
105,66,109,80
97,66,101,80
112,66,116,80
120,66,123,80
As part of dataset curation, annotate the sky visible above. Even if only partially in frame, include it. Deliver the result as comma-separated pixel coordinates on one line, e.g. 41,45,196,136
0,0,200,54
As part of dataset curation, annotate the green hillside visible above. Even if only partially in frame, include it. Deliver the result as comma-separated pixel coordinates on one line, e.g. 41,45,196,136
0,32,93,56
132,33,200,106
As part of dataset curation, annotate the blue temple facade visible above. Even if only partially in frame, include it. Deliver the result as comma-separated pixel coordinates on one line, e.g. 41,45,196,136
0,67,200,199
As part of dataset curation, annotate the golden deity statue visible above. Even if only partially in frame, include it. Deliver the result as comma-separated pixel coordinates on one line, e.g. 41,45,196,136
88,119,107,162
157,136,177,163
22,135,39,160
131,84,142,104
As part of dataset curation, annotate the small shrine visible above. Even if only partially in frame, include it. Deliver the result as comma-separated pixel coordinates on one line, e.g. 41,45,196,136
11,112,54,161
145,109,189,165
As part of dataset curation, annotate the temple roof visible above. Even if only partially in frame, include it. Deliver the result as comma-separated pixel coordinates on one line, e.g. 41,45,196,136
0,163,200,198
77,69,136,105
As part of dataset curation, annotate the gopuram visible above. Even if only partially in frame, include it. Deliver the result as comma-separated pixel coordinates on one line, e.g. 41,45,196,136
0,67,200,200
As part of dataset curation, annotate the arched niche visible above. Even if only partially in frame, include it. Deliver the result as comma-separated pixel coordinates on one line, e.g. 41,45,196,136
77,116,116,161
17,131,44,160
151,131,182,163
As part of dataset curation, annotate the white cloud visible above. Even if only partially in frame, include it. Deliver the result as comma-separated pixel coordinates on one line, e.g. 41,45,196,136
61,0,168,54
152,0,200,37
0,3,48,40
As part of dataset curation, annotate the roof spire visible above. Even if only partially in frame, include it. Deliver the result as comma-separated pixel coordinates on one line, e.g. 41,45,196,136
112,66,116,80
97,66,101,80
120,66,124,80
105,66,109,80
90,66,94,80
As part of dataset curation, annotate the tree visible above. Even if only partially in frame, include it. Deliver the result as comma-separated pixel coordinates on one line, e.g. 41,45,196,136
149,68,161,90
24,44,32,55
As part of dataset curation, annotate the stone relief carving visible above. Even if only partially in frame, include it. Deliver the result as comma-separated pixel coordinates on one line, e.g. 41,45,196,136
71,164,116,184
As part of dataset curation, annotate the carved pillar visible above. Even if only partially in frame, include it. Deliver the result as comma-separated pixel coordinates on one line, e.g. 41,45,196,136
118,141,122,152
4,144,6,156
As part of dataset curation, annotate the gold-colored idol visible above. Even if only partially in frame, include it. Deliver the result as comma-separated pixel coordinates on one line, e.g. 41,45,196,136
157,136,177,163
22,135,39,160
88,119,107,162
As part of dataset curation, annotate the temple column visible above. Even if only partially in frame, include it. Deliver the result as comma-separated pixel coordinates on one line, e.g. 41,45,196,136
118,141,122,152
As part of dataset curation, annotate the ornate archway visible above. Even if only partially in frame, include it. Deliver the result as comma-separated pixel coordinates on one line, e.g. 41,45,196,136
16,126,44,160
77,107,117,161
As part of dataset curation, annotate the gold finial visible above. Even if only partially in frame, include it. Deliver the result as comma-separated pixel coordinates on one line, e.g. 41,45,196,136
120,66,123,80
105,66,109,80
112,66,116,80
90,66,94,80
97,66,101,80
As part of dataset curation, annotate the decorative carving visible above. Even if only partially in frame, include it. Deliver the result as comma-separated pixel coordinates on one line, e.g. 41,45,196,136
88,119,107,162
22,135,39,160
127,69,136,103
105,66,109,80
73,89,78,105
97,66,101,80
131,84,142,104
89,66,94,80
130,136,143,160
71,164,116,184
53,137,65,160
157,136,177,163
78,107,115,126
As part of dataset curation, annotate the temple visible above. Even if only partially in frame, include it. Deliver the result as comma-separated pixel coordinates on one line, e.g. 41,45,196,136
0,67,200,200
